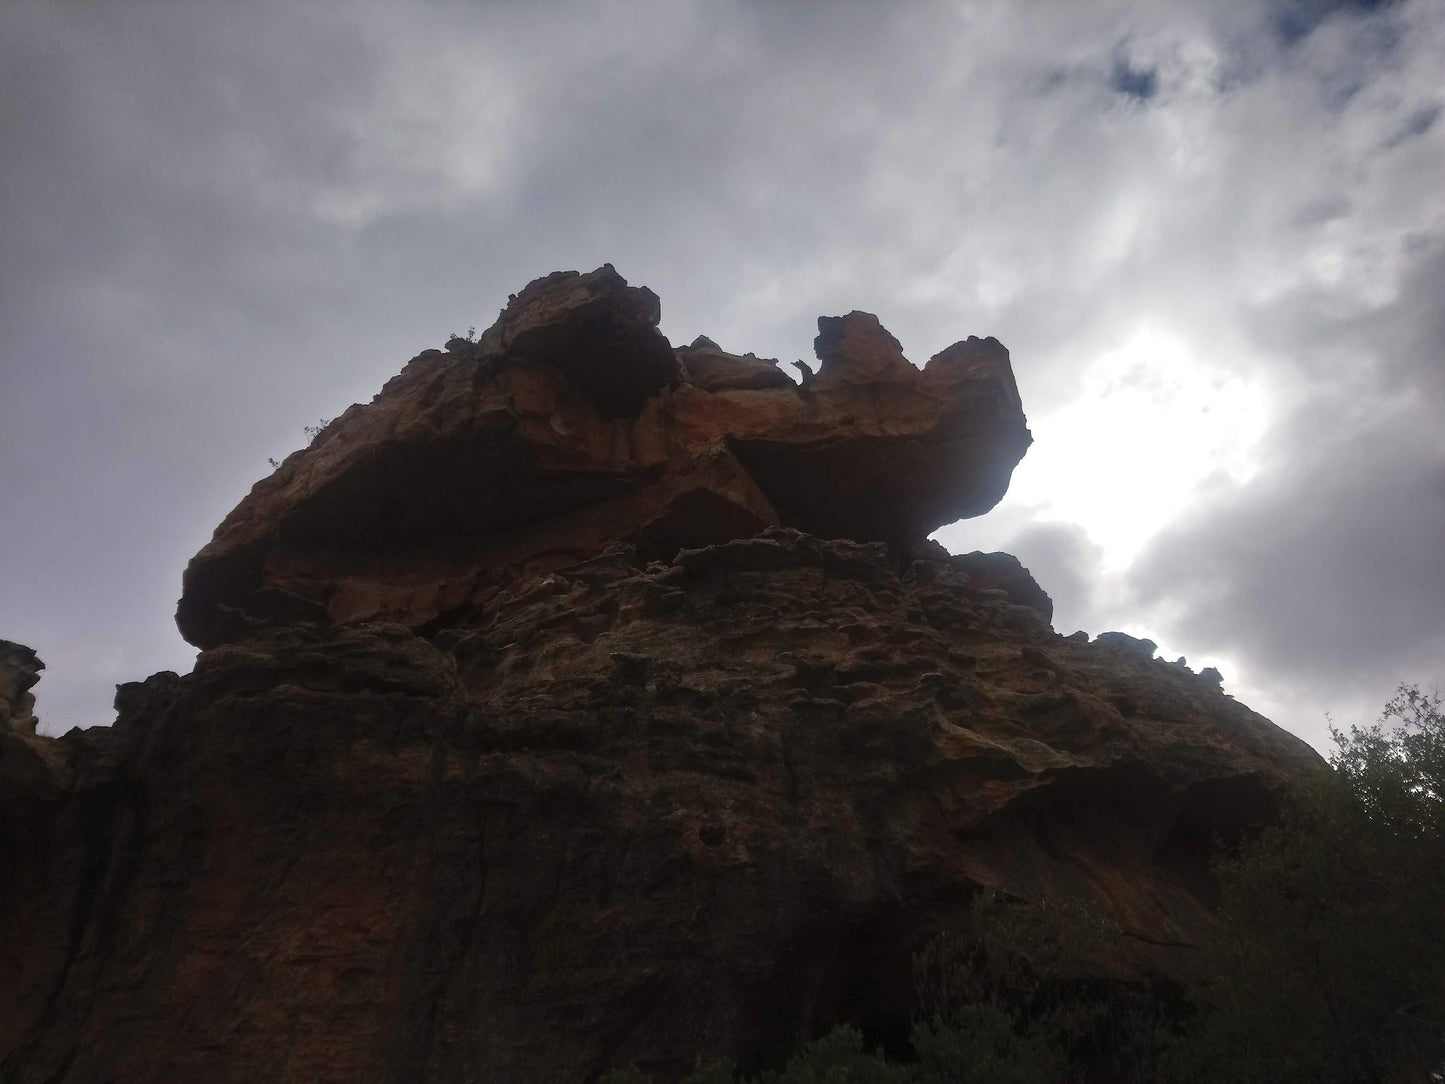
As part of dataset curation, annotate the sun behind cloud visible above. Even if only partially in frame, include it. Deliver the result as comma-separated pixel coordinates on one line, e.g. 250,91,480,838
1007,325,1272,570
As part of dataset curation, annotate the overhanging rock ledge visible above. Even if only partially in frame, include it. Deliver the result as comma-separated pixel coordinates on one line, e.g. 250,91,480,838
0,268,1322,1084
176,264,1033,648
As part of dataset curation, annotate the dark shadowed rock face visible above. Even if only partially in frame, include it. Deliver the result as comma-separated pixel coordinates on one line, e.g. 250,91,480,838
0,533,1319,1083
0,270,1322,1083
0,641,68,816
0,640,44,737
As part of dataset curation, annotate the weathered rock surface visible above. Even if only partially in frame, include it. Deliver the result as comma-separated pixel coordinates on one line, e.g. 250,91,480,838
0,641,68,806
1,640,44,737
1,532,1319,1082
0,269,1323,1083
176,265,1032,649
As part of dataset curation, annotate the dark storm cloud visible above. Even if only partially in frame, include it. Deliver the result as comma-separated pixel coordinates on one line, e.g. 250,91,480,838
1270,0,1402,47
1,0,1442,745
1108,51,1160,101
1131,403,1445,679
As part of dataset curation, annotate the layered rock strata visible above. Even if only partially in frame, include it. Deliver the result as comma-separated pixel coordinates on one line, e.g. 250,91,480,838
0,269,1322,1083
176,265,1032,649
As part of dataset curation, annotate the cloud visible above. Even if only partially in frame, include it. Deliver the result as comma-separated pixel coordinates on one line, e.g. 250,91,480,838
1108,48,1161,102
1132,398,1444,671
1126,237,1445,747
0,0,1441,744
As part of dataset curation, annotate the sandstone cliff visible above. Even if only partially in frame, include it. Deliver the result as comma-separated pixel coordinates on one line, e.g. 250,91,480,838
175,265,1031,649
0,268,1320,1083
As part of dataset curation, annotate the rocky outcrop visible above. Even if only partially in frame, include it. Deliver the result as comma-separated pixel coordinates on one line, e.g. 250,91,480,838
0,641,68,802
946,550,1055,623
1,640,44,737
175,265,1032,649
0,269,1323,1083
1,532,1319,1083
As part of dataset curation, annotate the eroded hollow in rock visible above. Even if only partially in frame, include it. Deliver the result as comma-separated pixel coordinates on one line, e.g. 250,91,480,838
176,264,1033,648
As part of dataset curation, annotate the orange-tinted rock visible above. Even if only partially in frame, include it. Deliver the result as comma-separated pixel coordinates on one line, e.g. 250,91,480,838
0,270,1326,1082
176,267,1032,648
676,337,796,392
813,310,915,384
948,550,1055,622
0,532,1321,1083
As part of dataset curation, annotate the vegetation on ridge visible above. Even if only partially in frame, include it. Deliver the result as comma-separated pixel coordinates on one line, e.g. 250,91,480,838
605,684,1445,1083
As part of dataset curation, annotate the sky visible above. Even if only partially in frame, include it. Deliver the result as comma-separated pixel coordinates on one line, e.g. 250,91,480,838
1,0,1441,752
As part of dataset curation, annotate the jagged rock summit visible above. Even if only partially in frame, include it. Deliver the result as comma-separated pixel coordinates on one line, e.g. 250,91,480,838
0,269,1321,1083
0,640,44,738
176,265,1032,648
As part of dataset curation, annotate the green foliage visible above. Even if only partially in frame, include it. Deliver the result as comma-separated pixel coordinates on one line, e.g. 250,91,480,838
680,1062,740,1084
913,889,1172,1082
911,1008,1066,1084
753,1026,911,1083
602,1031,909,1084
1333,683,1445,837
1178,683,1445,1082
265,417,336,468
910,891,1084,1079
603,1029,907,1084
614,891,1160,1083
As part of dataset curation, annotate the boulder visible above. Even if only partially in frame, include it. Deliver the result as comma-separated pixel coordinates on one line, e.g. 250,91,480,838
1095,631,1159,658
472,264,681,416
676,341,796,393
176,267,1033,649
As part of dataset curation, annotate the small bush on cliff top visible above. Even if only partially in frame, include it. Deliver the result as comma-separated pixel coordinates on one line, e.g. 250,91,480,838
303,417,333,446
267,418,338,468
604,685,1445,1084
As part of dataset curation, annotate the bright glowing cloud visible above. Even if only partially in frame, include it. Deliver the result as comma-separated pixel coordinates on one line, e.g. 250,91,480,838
1004,327,1271,568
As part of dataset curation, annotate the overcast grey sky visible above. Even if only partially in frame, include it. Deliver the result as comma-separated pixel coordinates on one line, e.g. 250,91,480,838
2,0,1441,750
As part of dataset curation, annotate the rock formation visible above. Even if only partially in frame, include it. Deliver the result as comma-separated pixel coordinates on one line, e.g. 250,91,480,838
0,268,1321,1083
1,640,44,738
175,265,1032,649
